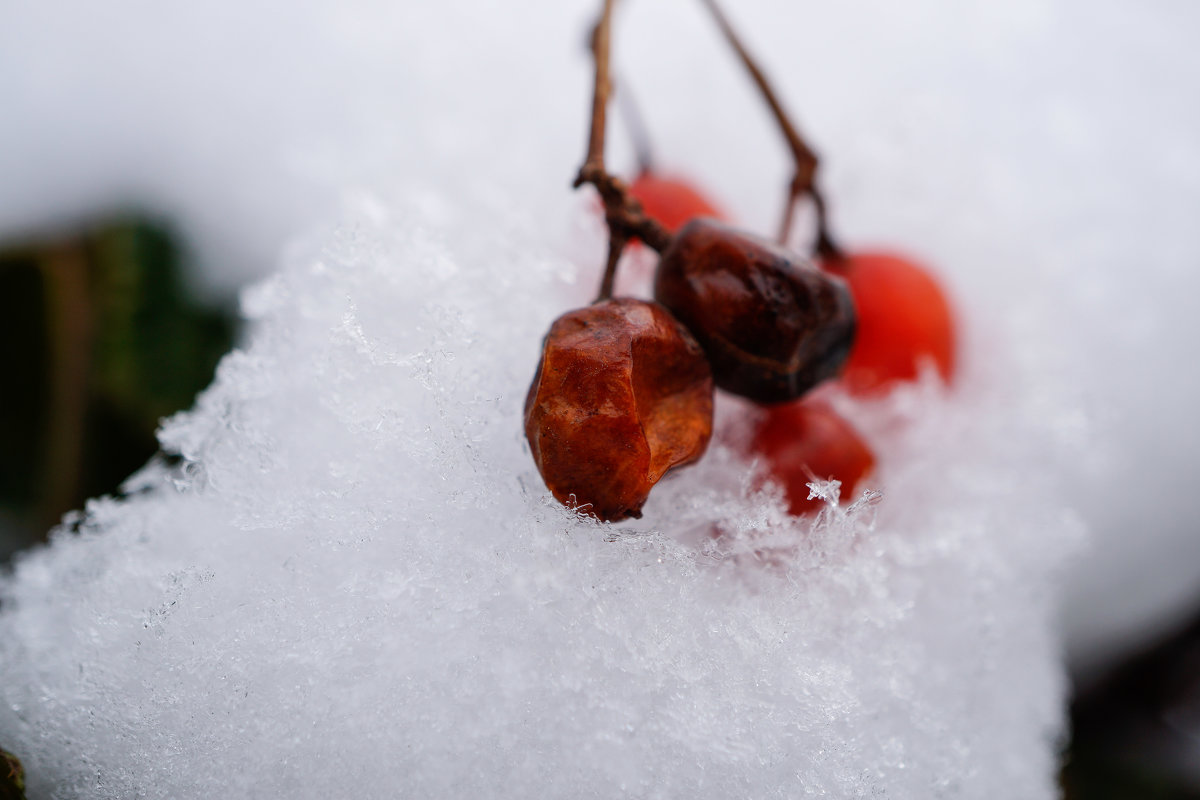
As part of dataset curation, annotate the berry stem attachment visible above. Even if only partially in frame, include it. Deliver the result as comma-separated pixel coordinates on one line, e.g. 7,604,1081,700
597,229,630,300
576,0,673,301
697,0,843,260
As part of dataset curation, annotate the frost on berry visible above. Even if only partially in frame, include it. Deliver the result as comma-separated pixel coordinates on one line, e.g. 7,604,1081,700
655,218,857,403
524,298,714,522
751,398,876,515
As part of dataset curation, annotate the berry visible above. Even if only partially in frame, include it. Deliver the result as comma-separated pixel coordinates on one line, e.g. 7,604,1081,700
655,218,856,404
820,251,956,394
628,172,726,233
751,399,875,515
524,298,714,522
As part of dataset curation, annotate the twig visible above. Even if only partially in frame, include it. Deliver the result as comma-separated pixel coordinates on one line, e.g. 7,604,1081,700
697,0,843,259
615,76,655,176
579,0,614,183
575,0,673,301
596,230,629,300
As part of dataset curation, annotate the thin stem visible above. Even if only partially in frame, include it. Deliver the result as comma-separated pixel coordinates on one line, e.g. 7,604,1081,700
810,191,841,261
698,0,843,259
596,230,629,300
615,76,655,175
580,0,615,180
778,189,801,246
576,0,673,301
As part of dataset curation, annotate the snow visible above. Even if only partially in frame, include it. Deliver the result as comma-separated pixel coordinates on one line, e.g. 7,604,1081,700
0,0,1198,796
0,192,1078,797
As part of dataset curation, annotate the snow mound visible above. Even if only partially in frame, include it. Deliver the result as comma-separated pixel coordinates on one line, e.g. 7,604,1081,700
3,0,1198,793
0,194,1080,798
2,0,1199,675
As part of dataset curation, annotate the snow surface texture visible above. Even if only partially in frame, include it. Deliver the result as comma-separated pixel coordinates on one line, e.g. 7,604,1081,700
1,0,1197,678
1,192,1079,798
0,0,1197,796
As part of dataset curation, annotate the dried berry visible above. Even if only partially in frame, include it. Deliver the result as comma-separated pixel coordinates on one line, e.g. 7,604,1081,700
750,399,875,515
820,251,957,394
654,218,856,404
524,298,714,522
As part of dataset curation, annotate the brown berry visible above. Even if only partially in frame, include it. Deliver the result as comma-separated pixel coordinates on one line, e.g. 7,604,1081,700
524,298,714,522
654,218,856,403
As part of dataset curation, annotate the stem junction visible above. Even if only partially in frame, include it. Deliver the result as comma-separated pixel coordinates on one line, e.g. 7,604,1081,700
698,0,843,260
576,0,673,301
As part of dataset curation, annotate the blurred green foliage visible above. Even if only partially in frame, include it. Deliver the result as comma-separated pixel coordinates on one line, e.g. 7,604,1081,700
0,747,25,799
0,219,236,553
1063,752,1200,800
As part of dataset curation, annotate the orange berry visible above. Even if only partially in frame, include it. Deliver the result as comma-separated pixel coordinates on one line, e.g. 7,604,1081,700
751,399,875,515
628,172,726,233
822,251,956,394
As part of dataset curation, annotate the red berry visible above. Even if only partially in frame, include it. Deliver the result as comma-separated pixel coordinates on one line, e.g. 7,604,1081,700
750,399,875,515
628,172,726,233
655,218,856,403
821,251,957,395
524,298,714,522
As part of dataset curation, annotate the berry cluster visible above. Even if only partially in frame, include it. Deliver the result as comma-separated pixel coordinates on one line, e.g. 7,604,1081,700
524,0,956,522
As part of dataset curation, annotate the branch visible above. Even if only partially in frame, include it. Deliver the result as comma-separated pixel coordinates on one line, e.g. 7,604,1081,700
575,0,673,301
698,0,843,259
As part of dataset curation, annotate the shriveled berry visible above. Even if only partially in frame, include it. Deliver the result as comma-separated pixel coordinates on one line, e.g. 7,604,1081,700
654,218,856,404
524,298,714,522
629,172,726,233
751,399,875,515
820,251,956,395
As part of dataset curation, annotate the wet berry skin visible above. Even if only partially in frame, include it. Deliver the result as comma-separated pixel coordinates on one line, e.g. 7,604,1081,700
655,218,856,404
821,251,956,395
629,172,726,233
751,399,875,515
524,297,714,522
